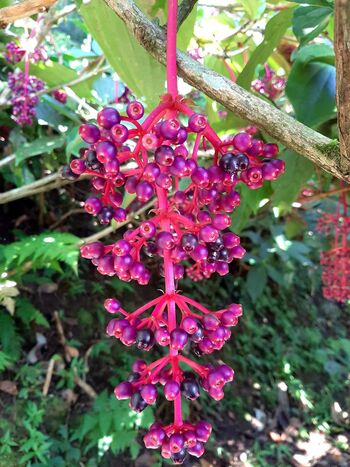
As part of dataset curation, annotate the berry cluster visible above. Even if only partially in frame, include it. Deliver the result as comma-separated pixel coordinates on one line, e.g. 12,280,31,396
320,248,350,302
53,89,68,104
5,41,47,64
8,71,45,126
144,420,211,462
317,192,350,302
103,294,242,356
72,102,283,284
251,65,285,101
4,40,47,125
67,92,284,462
4,42,25,63
67,0,285,461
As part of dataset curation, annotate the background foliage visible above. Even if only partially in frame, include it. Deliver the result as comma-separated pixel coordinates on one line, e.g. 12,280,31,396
0,0,349,466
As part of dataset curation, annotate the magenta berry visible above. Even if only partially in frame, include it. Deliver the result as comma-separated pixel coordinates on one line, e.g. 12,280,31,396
114,381,133,400
188,113,207,132
104,298,121,314
111,124,129,144
126,101,144,120
97,107,120,129
79,124,100,144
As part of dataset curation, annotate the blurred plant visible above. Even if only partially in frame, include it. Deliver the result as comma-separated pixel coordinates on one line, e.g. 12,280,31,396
251,65,286,101
4,29,47,126
317,188,350,302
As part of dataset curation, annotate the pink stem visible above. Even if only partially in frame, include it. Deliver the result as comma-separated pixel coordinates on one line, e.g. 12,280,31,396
166,0,178,97
22,52,30,118
181,295,212,314
191,133,201,161
178,355,207,376
157,184,183,426
128,295,165,320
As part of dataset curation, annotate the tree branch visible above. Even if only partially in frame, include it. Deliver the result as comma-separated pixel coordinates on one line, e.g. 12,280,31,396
0,0,57,26
177,0,197,29
335,0,350,170
103,0,348,181
0,172,87,205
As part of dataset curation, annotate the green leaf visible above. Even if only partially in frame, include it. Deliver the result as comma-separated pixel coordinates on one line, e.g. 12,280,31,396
66,126,86,158
25,61,96,99
16,298,49,328
285,217,306,239
290,0,332,5
1,232,80,273
0,313,21,361
14,135,65,165
246,265,267,301
292,5,332,44
36,102,67,130
80,0,165,107
286,61,336,127
237,8,294,90
111,430,138,454
178,4,197,51
272,151,314,208
292,43,334,65
239,0,266,19
231,184,272,233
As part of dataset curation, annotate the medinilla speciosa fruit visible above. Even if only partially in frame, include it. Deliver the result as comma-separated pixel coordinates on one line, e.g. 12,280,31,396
62,0,285,463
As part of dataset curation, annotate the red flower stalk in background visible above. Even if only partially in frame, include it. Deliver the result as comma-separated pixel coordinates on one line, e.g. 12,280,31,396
318,188,350,303
63,1,285,463
251,64,286,101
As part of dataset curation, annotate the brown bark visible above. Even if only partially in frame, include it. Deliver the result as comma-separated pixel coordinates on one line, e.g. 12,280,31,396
0,0,56,26
335,0,350,172
103,0,347,181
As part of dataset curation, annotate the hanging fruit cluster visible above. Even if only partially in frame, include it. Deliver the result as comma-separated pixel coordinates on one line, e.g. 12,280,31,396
62,0,285,463
4,41,46,126
317,190,350,303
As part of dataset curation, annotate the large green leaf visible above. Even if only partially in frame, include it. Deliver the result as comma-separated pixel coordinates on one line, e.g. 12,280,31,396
231,184,272,233
272,151,314,208
14,135,66,165
291,0,333,5
246,265,268,301
178,4,197,51
293,5,332,44
239,0,266,19
286,61,336,127
26,62,96,99
236,8,294,90
292,43,334,65
80,0,165,107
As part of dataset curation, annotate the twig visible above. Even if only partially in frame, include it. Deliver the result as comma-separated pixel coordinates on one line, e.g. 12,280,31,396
73,370,97,400
0,154,15,169
299,186,350,204
177,0,197,29
0,0,57,26
0,172,88,205
36,4,76,46
103,0,346,181
38,64,109,97
53,310,97,399
49,208,85,230
42,357,55,396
